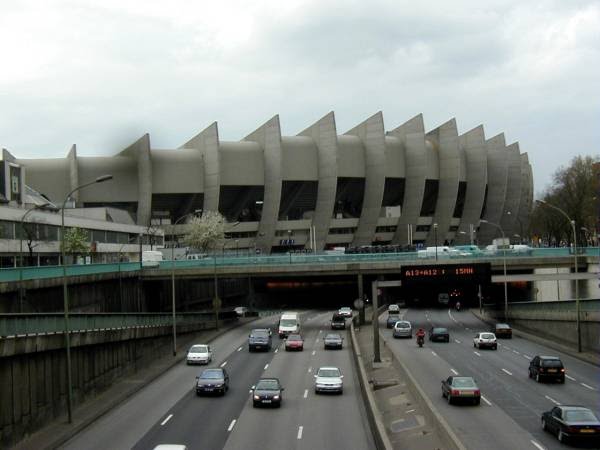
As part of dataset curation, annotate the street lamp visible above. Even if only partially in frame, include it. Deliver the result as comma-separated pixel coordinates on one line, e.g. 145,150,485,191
507,211,525,244
433,223,438,261
19,202,53,311
117,235,140,312
480,219,508,321
170,209,202,356
214,221,240,330
61,174,112,423
536,199,581,352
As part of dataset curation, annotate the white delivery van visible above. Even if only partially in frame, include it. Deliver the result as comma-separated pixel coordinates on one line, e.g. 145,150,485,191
142,250,163,268
417,246,463,258
278,312,300,338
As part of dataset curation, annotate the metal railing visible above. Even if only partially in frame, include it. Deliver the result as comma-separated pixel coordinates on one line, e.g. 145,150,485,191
0,312,228,338
0,247,597,283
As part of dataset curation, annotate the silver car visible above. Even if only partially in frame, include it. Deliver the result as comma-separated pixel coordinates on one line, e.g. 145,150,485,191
314,367,344,394
393,321,412,338
186,344,212,365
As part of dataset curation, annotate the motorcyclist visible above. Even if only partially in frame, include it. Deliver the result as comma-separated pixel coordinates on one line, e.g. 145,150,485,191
416,328,426,346
455,301,461,311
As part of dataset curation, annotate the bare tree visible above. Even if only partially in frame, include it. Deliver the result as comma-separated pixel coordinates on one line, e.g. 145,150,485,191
183,211,226,253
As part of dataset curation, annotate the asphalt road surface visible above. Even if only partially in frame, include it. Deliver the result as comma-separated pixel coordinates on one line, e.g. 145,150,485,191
62,311,374,450
380,308,600,450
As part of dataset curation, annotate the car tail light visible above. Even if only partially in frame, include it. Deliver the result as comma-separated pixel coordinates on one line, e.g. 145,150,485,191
565,426,578,433
451,389,460,396
560,368,565,372
474,390,480,396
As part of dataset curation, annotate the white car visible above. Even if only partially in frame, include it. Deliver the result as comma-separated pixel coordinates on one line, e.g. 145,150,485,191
314,366,344,394
234,306,249,317
338,307,353,318
186,344,212,365
387,304,401,314
473,332,497,350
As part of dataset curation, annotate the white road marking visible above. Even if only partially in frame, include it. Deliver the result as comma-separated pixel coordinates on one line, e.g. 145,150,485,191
474,351,481,356
481,395,492,406
454,339,461,344
530,440,546,450
450,369,458,375
227,419,236,432
312,350,316,355
447,309,458,323
316,338,319,343
465,327,470,331
545,395,560,405
406,409,416,413
581,383,596,390
220,361,228,367
237,346,242,352
504,346,512,351
319,330,323,333
264,364,269,370
160,414,173,426
431,351,437,356
523,354,532,360
426,317,431,322
274,348,279,353
512,350,520,355
565,374,576,381
501,368,513,376
297,426,303,439
303,389,308,398
308,367,312,373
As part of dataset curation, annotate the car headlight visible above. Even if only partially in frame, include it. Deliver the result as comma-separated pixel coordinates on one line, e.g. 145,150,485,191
253,395,260,400
273,395,280,400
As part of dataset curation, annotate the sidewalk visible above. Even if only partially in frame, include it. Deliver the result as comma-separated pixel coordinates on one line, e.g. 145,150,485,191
353,319,451,450
13,318,255,450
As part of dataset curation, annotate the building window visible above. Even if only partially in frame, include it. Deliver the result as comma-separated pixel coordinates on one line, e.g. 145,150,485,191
449,225,459,232
420,180,439,217
333,177,365,219
381,178,405,209
453,181,467,218
328,227,357,234
0,221,15,239
219,186,264,222
279,181,318,220
375,226,397,233
415,225,431,232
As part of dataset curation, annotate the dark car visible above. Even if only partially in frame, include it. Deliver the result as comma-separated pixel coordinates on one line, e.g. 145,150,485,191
324,333,343,349
441,376,480,405
542,406,600,444
386,315,400,329
493,323,512,339
196,368,229,396
331,314,346,330
284,334,304,351
529,355,565,383
252,378,284,407
429,327,450,342
248,329,272,352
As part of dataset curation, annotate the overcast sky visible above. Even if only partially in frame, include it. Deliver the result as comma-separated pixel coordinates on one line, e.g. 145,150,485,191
1,0,598,194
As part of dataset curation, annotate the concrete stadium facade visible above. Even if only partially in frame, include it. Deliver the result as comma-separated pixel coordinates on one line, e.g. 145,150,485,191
1,112,534,254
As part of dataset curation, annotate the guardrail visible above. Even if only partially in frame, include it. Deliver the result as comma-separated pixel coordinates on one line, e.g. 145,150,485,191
0,247,597,283
0,311,236,338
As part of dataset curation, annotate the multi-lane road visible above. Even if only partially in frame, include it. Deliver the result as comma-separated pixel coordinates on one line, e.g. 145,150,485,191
380,308,600,450
61,311,375,450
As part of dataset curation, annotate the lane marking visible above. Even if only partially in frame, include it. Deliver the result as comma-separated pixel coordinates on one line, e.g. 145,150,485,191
565,374,576,381
160,414,173,426
308,367,312,373
545,395,560,405
501,368,513,376
274,348,279,353
504,346,512,351
530,440,546,450
450,369,458,375
523,355,532,360
447,309,458,323
431,351,437,356
264,364,269,370
303,389,308,398
237,346,242,352
406,409,415,413
581,383,596,391
474,351,481,357
481,395,492,406
316,339,319,343
465,327,470,331
220,361,228,367
312,350,316,355
319,330,323,333
512,350,520,355
454,339,461,344
227,419,236,432
297,426,303,439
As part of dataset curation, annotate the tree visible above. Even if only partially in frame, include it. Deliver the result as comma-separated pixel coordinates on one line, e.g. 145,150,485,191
21,222,39,266
530,155,599,246
62,227,90,262
183,211,226,253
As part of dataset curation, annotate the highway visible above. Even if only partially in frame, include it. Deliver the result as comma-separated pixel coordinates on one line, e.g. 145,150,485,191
61,311,374,450
380,308,600,450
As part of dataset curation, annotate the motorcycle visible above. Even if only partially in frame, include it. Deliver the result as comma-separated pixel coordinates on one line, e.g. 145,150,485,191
455,302,461,312
417,335,424,347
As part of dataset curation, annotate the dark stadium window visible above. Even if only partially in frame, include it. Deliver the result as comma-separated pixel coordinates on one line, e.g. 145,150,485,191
278,181,318,220
419,179,439,217
415,225,431,232
448,225,459,232
151,193,204,224
219,186,264,222
381,178,405,208
480,185,489,219
333,177,365,219
453,181,467,218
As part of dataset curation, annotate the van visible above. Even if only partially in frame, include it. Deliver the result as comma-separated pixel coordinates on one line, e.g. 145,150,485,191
417,246,467,258
278,312,300,337
142,250,163,268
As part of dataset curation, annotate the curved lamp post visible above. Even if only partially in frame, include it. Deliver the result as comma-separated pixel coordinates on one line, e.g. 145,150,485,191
536,199,581,352
19,202,52,311
433,223,438,261
170,209,202,356
214,221,240,330
480,219,508,320
61,174,112,423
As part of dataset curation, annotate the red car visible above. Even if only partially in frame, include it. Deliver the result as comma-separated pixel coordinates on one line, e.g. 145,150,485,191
285,334,304,351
